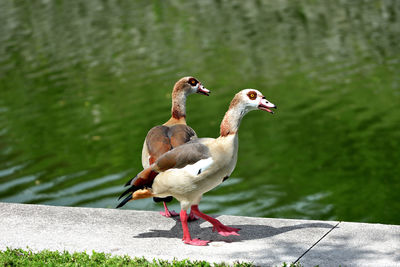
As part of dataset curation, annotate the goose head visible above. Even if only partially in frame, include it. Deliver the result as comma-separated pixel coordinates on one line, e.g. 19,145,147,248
174,76,210,96
231,89,277,115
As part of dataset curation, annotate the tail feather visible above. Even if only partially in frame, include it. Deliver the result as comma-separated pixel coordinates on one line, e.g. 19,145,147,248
116,167,159,208
124,177,134,187
118,185,141,200
116,194,132,208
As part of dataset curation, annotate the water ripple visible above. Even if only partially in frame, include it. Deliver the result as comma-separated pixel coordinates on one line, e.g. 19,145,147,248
0,0,399,224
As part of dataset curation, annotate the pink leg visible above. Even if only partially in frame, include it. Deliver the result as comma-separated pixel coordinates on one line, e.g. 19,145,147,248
180,210,209,246
191,205,240,237
159,202,179,217
188,209,199,221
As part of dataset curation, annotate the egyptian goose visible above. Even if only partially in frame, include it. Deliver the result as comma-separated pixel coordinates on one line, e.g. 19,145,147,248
141,77,210,218
117,89,276,246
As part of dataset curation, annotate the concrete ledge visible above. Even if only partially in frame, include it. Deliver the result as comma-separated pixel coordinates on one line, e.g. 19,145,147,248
0,202,399,266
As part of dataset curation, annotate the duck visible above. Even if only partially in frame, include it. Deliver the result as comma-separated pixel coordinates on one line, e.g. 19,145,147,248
117,89,276,246
140,76,210,218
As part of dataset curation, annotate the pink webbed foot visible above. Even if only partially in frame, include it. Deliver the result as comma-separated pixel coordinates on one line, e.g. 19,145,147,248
183,238,210,246
212,224,241,237
160,209,179,217
180,209,209,246
160,202,179,217
190,205,240,237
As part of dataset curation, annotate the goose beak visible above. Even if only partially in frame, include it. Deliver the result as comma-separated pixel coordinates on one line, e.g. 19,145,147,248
258,98,276,114
196,84,210,96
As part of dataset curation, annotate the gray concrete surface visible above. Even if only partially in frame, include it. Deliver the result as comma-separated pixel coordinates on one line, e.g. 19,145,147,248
0,202,398,266
300,221,400,266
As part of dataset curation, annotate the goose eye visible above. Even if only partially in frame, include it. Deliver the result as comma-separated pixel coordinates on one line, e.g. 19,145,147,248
188,78,198,86
247,91,257,100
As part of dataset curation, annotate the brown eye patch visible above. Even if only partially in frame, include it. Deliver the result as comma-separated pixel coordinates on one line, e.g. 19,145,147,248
188,78,198,86
247,91,257,100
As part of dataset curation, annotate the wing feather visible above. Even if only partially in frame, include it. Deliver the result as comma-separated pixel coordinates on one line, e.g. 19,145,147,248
155,142,211,172
145,124,197,165
145,126,172,164
168,124,197,148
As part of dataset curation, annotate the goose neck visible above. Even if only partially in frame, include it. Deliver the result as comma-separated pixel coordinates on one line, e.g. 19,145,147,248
171,91,187,120
219,106,246,137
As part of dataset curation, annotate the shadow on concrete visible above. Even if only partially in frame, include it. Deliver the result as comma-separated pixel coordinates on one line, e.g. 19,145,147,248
133,215,334,243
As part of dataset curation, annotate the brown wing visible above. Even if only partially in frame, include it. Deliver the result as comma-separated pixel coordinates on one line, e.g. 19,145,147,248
155,142,210,172
168,124,197,148
135,142,210,186
145,126,172,164
118,141,210,204
132,167,159,187
145,124,197,164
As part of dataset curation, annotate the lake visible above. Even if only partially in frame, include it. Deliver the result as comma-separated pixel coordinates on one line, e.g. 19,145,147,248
0,0,399,225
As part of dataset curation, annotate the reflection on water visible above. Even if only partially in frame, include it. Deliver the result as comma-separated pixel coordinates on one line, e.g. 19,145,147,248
0,1,399,224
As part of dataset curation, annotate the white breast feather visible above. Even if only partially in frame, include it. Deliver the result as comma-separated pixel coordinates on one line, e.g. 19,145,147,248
181,157,213,176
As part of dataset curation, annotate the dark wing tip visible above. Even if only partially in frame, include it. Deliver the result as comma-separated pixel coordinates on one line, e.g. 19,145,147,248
118,185,136,200
124,176,136,187
116,194,132,208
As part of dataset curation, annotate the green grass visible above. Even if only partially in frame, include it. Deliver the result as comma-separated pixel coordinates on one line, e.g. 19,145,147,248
0,248,302,267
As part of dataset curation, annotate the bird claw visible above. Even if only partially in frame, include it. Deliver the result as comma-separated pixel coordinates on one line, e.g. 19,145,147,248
160,210,179,217
212,225,241,236
183,238,210,246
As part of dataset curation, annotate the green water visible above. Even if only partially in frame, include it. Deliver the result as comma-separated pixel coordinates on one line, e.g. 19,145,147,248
1,0,399,224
